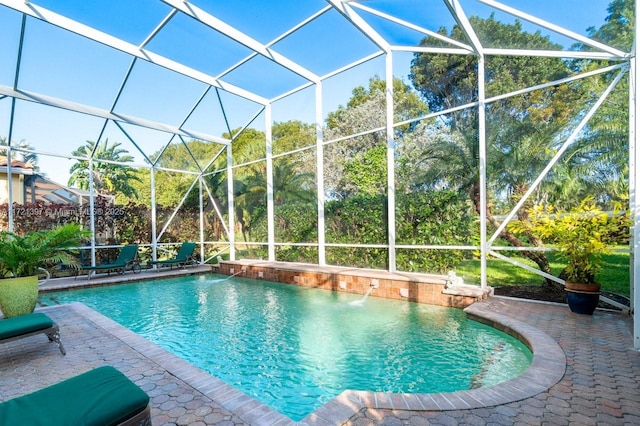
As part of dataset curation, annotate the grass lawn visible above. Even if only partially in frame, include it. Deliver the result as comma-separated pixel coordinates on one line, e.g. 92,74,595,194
456,249,631,296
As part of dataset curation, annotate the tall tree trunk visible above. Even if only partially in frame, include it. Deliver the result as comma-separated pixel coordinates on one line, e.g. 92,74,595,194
470,182,562,292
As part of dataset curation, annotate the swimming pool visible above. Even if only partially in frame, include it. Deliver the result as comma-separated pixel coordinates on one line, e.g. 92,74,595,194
39,274,532,421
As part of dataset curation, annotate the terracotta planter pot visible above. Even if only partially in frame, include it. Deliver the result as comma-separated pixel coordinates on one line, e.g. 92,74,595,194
565,281,601,315
0,276,39,318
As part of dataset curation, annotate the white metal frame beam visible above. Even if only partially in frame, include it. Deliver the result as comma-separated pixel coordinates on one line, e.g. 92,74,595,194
327,0,391,52
489,70,627,244
348,1,474,52
0,0,636,346
632,0,639,349
0,0,267,105
162,0,320,84
445,0,488,287
478,0,628,58
0,84,229,145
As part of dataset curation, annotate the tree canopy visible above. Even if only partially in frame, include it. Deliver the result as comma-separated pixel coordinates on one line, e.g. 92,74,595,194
55,0,632,279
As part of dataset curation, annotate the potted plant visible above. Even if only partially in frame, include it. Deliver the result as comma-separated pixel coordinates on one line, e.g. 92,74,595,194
0,223,91,318
522,198,629,314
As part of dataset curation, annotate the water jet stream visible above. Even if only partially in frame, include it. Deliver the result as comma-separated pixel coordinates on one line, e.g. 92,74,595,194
220,268,246,282
349,286,374,306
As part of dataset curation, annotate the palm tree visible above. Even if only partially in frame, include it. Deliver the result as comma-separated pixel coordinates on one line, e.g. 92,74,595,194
232,158,316,243
68,139,140,199
407,117,558,283
407,17,591,288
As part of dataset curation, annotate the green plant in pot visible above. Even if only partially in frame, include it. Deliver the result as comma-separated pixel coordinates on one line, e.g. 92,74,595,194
523,198,629,315
0,223,91,318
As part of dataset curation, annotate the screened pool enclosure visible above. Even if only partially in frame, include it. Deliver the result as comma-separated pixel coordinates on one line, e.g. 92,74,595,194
0,0,639,345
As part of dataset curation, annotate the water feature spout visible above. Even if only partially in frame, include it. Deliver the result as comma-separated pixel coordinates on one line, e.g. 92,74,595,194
220,267,246,282
349,283,375,307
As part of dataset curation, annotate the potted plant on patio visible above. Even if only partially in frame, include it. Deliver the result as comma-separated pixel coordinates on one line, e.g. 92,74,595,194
523,198,629,315
0,223,91,318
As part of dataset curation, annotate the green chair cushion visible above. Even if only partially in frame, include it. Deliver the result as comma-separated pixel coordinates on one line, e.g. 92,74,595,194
0,313,54,340
0,366,150,426
150,242,196,265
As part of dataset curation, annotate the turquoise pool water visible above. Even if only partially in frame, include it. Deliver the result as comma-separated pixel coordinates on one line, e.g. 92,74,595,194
39,275,532,420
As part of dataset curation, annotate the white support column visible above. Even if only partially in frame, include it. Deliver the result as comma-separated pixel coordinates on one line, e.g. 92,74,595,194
150,168,157,263
6,14,25,233
88,159,96,265
227,143,236,261
448,0,488,288
265,104,275,261
478,54,488,289
632,0,640,349
385,52,396,273
6,147,13,232
316,82,326,266
198,175,204,264
7,98,17,232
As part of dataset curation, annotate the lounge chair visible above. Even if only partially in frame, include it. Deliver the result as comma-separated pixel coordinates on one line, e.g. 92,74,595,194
0,312,65,355
0,365,151,425
80,244,141,279
150,242,197,270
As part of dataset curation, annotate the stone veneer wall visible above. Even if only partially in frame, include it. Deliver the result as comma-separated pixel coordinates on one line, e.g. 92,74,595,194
216,261,491,309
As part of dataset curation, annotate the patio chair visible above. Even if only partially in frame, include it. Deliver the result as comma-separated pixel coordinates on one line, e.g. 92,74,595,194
0,365,151,425
80,244,141,279
150,242,197,270
0,312,65,355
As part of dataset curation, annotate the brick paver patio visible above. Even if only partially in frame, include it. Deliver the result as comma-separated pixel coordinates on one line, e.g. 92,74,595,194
1,275,639,425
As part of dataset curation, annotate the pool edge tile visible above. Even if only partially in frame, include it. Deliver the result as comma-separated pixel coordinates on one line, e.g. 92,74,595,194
56,291,567,424
64,302,292,425
302,391,363,425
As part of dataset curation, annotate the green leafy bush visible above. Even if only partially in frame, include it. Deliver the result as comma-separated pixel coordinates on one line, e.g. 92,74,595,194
396,190,472,273
510,198,630,284
0,223,91,278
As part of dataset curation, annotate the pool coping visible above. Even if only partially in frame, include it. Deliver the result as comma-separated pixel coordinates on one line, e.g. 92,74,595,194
302,302,566,423
50,297,565,425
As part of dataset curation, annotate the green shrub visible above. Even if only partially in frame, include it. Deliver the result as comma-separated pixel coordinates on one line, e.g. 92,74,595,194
510,198,630,284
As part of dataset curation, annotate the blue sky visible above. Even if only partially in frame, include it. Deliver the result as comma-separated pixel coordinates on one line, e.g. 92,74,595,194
0,0,614,185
